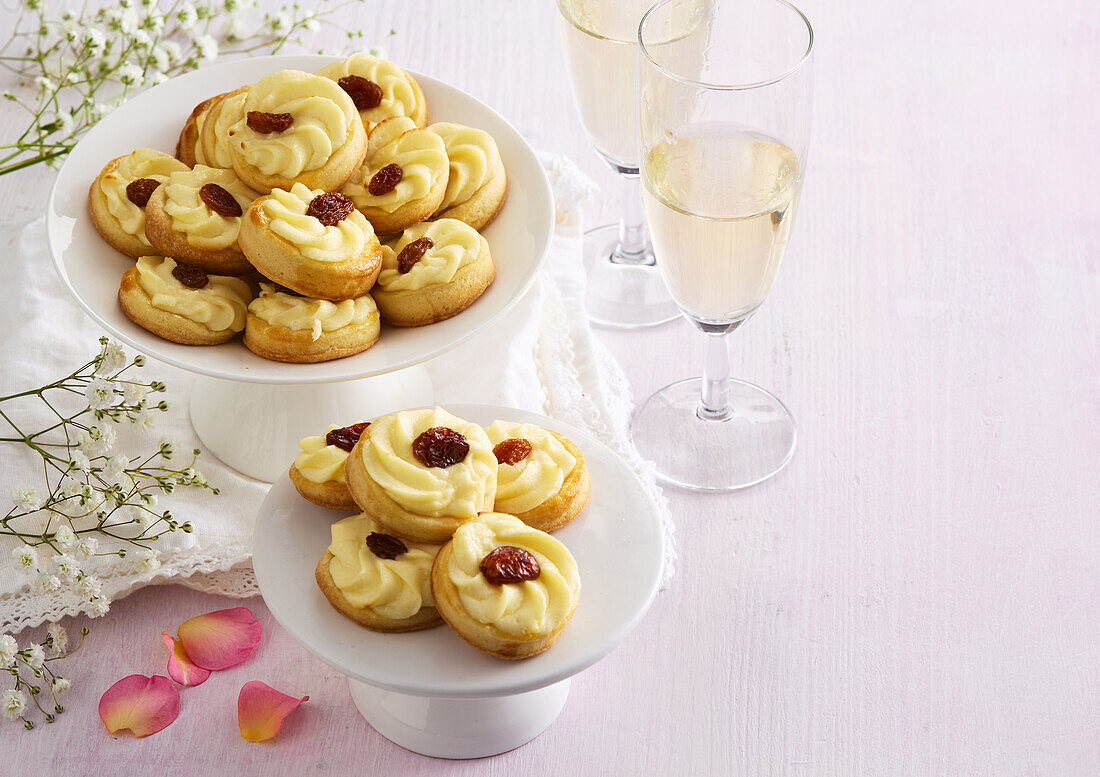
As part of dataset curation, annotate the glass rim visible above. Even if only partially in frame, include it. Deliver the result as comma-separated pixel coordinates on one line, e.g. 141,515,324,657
638,0,815,92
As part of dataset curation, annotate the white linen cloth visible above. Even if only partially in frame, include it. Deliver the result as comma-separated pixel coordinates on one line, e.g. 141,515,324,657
0,154,675,632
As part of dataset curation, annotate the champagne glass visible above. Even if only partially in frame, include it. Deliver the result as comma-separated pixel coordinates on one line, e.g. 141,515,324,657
556,0,680,328
633,0,814,491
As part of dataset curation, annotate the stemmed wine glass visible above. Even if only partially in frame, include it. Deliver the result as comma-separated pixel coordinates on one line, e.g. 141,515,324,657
556,0,680,328
632,0,814,491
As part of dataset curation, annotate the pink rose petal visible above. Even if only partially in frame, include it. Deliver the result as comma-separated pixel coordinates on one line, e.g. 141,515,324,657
237,680,309,742
177,607,262,671
99,674,180,738
162,632,211,687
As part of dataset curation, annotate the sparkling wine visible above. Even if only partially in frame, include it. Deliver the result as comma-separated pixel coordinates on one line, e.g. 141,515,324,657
556,1,641,169
642,124,802,324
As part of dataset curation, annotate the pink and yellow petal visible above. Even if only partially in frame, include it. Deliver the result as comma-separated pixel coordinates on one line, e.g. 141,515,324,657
237,680,308,742
162,632,211,687
99,674,180,738
177,607,262,671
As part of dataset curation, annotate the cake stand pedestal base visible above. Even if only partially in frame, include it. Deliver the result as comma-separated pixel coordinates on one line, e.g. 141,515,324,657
189,365,435,482
348,677,571,759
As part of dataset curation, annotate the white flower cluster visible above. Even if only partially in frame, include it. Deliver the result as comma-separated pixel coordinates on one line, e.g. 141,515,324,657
1,627,75,726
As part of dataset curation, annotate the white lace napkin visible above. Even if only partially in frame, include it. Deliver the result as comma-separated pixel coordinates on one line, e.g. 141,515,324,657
0,154,675,632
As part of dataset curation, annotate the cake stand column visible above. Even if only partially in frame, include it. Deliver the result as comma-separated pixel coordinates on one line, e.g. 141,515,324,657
347,677,571,759
189,365,434,482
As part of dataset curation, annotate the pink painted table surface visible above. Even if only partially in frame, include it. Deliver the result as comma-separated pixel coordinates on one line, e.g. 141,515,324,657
1,0,1097,774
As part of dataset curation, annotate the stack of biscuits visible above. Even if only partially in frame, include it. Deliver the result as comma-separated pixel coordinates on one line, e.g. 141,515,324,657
89,54,508,363
290,407,590,660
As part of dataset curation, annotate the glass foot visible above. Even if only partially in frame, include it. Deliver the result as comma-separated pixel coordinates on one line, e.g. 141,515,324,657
583,224,680,329
631,377,796,492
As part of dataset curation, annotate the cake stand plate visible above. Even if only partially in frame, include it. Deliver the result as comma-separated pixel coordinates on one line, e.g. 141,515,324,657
46,55,554,481
252,405,665,758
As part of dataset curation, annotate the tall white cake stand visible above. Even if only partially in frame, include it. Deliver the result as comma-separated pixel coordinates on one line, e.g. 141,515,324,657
252,405,665,758
45,55,554,482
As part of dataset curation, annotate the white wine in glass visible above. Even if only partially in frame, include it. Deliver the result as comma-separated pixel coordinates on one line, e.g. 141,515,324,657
634,0,814,491
642,125,802,325
556,0,681,328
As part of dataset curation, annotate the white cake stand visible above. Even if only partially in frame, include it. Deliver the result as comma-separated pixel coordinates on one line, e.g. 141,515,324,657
252,405,665,758
45,55,554,482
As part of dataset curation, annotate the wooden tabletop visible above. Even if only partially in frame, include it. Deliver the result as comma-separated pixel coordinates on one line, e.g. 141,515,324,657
1,0,1096,774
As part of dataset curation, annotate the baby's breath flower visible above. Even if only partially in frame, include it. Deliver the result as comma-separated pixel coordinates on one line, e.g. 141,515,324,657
79,424,115,457
56,111,74,135
78,575,103,598
117,63,144,87
119,8,140,35
103,455,130,484
177,3,198,29
25,643,46,669
1,689,26,720
130,29,152,49
267,12,291,34
97,342,127,374
158,438,175,460
54,525,77,549
88,598,110,618
160,39,182,64
52,678,71,694
131,407,157,434
33,76,54,94
69,450,91,473
47,624,68,655
226,17,250,41
14,484,45,511
193,34,218,62
11,546,38,571
32,573,62,595
84,378,114,410
83,27,106,50
0,635,17,667
135,548,161,574
53,553,80,579
149,45,171,73
75,538,98,560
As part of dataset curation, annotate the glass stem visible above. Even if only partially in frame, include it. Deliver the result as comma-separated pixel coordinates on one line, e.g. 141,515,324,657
698,332,733,421
610,173,654,266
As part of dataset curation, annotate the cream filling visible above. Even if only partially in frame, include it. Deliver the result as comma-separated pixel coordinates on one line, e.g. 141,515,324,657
230,69,356,178
260,182,373,262
359,406,496,518
204,90,248,169
99,149,188,245
250,282,377,341
340,116,447,213
327,513,439,619
486,421,577,514
429,122,502,212
376,218,482,292
161,165,257,249
133,256,251,332
316,52,423,127
447,513,579,638
294,425,347,483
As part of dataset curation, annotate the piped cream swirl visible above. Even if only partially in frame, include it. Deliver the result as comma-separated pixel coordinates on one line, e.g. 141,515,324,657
327,513,439,619
341,117,448,213
429,122,502,212
133,256,251,332
203,89,248,169
294,425,347,483
486,422,577,514
99,149,188,245
230,70,356,178
162,165,257,249
376,218,482,292
447,513,579,637
316,53,425,127
250,283,377,341
360,407,496,518
259,182,372,262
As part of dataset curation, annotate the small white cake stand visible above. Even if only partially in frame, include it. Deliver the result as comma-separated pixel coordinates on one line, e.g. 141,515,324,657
252,405,665,759
45,56,554,482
